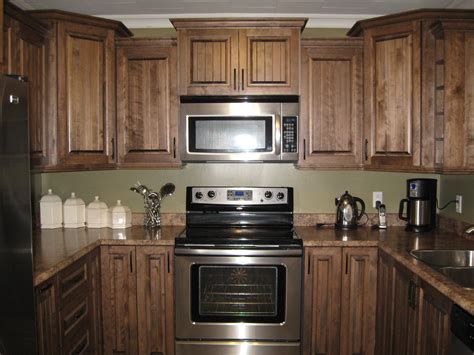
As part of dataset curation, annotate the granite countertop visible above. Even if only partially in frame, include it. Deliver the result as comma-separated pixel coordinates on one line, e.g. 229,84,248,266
34,225,474,314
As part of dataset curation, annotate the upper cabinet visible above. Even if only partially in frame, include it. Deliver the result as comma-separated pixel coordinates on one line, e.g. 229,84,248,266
29,10,132,170
172,18,306,96
116,38,180,167
348,9,474,173
298,39,363,169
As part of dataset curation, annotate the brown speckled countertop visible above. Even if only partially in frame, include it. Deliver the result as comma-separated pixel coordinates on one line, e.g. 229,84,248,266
34,225,474,314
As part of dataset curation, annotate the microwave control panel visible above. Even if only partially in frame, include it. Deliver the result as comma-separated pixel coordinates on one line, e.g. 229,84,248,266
282,116,297,153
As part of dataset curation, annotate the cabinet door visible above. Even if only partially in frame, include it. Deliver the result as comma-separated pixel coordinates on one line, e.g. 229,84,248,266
340,247,377,355
116,40,179,167
239,28,299,95
299,40,363,168
36,278,60,355
177,29,239,95
364,21,422,169
88,248,102,354
101,246,138,355
391,262,420,355
136,246,174,355
419,282,452,355
57,21,115,168
375,251,394,355
303,247,341,355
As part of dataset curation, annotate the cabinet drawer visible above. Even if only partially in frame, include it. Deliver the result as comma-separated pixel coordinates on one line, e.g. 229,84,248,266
59,259,88,303
60,299,89,337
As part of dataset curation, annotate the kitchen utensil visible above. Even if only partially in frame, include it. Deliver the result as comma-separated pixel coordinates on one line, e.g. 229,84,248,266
335,191,365,229
159,183,175,201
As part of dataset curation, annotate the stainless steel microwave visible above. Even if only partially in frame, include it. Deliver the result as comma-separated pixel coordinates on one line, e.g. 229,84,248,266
180,96,299,162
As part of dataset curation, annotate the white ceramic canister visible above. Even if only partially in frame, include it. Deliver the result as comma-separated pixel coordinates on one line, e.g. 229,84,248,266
63,192,86,228
40,189,63,229
86,196,109,228
110,200,132,229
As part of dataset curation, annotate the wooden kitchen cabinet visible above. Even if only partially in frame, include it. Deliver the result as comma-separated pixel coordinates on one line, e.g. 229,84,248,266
101,245,174,355
36,278,60,355
299,39,363,168
29,10,132,170
376,249,453,355
303,247,377,355
173,18,305,96
1,3,49,168
116,38,180,167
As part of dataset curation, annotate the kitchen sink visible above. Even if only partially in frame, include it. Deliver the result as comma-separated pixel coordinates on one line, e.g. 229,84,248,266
410,249,474,288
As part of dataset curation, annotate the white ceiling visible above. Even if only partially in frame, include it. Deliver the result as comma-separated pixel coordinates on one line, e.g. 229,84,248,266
9,0,474,28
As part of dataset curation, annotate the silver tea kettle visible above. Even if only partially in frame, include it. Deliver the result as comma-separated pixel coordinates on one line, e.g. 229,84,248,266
335,191,365,229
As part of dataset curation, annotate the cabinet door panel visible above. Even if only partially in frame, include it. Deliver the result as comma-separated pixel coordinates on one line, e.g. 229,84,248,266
136,246,174,355
303,247,341,355
36,278,60,355
340,247,377,355
57,22,115,166
299,41,363,168
364,22,421,168
101,246,138,355
375,252,394,355
116,41,179,166
178,29,239,95
239,28,299,94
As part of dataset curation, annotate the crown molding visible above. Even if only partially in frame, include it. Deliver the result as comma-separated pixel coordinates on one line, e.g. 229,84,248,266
9,0,34,10
98,13,377,29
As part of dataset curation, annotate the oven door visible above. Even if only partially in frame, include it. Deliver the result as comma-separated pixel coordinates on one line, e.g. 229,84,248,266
175,249,302,341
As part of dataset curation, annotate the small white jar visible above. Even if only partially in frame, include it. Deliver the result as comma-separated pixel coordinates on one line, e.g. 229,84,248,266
40,189,63,229
63,192,86,228
86,196,109,228
110,200,131,229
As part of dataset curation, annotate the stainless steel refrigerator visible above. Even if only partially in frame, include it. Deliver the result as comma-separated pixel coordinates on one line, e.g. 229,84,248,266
0,75,36,353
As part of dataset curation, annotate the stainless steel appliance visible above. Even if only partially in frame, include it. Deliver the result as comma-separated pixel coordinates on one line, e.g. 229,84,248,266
449,305,474,355
0,76,36,353
399,178,437,232
335,190,365,229
180,96,298,162
175,186,302,355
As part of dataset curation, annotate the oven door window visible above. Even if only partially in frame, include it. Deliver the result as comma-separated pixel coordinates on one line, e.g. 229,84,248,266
187,116,274,153
190,264,286,323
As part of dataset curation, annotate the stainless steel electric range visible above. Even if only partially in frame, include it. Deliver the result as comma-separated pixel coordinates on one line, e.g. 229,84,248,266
174,186,302,355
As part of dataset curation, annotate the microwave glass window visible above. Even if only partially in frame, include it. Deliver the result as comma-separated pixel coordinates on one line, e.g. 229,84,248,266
188,116,273,153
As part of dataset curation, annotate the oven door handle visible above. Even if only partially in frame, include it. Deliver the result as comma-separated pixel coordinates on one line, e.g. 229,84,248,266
174,248,302,256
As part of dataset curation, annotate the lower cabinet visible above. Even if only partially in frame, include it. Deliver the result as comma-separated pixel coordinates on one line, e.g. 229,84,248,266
101,245,174,355
303,246,377,355
35,248,102,355
376,249,452,355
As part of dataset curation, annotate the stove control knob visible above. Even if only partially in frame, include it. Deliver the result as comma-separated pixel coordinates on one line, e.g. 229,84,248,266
264,191,273,199
195,192,203,200
276,192,285,200
207,190,216,199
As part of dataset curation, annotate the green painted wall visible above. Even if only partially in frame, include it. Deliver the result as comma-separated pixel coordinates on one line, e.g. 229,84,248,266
439,175,474,224
37,167,438,214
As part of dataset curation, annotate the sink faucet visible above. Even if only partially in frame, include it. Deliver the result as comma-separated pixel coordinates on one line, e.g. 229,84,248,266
465,226,474,234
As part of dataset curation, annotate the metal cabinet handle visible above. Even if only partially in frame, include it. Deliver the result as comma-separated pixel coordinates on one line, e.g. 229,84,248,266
173,137,176,159
38,283,53,294
62,272,84,292
241,69,245,91
233,69,237,91
364,139,368,161
111,137,115,161
303,139,306,160
130,251,133,273
345,253,349,274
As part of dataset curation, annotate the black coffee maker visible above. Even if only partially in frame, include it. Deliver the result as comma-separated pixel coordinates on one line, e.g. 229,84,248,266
399,178,437,232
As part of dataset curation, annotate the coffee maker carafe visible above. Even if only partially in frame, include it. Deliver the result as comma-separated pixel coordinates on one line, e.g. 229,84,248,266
399,178,437,232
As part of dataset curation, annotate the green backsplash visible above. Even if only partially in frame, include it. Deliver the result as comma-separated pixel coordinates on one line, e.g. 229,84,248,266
37,166,439,214
439,175,474,224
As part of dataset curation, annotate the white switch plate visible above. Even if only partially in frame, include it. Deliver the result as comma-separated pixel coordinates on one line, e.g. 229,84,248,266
456,195,463,214
373,191,383,208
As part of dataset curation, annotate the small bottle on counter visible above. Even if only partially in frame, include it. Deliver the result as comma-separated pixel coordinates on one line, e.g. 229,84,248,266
86,196,109,228
40,189,63,229
110,200,132,229
63,192,86,228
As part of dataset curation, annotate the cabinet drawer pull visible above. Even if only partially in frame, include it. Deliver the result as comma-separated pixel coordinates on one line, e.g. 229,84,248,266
241,69,245,91
111,137,115,161
167,251,170,274
233,68,237,91
345,253,349,274
38,283,52,294
364,139,368,161
130,251,133,273
63,302,88,332
62,272,85,293
303,139,306,160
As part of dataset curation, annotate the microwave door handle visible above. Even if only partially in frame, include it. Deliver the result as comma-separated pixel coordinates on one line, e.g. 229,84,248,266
275,114,281,156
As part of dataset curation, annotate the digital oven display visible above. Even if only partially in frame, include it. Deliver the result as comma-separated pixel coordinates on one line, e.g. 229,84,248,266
227,190,253,201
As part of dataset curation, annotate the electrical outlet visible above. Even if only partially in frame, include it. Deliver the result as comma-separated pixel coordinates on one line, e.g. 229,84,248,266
456,195,463,214
373,191,383,208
